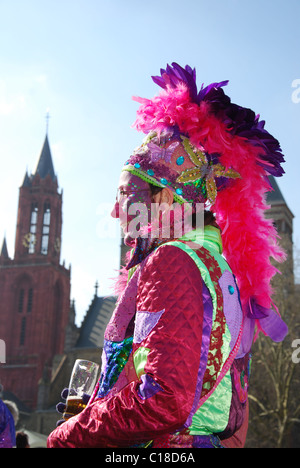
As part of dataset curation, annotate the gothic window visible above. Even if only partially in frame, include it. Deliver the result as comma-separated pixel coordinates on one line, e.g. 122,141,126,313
18,289,24,313
20,317,26,346
16,276,33,347
27,288,33,313
41,202,51,255
28,203,38,254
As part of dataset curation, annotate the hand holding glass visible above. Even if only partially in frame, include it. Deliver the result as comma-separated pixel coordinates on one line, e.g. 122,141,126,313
63,359,99,420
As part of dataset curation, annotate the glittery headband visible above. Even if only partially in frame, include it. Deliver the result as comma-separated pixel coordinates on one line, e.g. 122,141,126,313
123,129,240,205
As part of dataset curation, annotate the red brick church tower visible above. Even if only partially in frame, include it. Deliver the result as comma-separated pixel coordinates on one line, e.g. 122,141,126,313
0,134,73,409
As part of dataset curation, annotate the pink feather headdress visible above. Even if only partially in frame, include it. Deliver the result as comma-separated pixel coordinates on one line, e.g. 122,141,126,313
124,63,287,341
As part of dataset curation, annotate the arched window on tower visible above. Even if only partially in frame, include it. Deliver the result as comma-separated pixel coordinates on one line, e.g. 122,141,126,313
15,275,33,348
28,202,38,254
20,317,26,346
18,288,25,313
41,202,51,255
27,288,33,313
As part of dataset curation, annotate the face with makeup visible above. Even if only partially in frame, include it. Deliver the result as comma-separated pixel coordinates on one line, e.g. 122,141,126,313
111,171,152,246
111,171,174,246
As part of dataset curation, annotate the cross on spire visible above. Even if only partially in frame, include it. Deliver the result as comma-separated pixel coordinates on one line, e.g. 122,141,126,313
45,108,50,135
94,280,99,297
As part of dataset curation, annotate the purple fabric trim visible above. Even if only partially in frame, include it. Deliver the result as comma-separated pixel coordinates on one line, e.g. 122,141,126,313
247,298,269,319
183,280,213,428
246,297,288,343
133,309,165,344
237,297,288,358
138,374,164,400
259,308,288,342
236,316,255,359
105,262,142,342
218,270,243,351
192,434,224,448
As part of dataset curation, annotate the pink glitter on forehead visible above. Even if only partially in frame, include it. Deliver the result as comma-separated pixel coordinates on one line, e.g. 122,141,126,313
118,172,152,205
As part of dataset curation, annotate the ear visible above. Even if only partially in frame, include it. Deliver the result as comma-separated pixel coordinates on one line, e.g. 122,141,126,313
153,187,174,206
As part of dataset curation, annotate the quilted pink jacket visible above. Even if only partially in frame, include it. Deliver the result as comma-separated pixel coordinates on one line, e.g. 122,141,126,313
48,227,250,448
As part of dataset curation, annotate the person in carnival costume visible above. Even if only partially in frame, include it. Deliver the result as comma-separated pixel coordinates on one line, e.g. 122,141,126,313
0,393,17,448
48,63,288,448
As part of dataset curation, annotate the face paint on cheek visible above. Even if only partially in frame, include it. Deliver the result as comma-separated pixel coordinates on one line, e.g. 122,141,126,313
127,194,152,236
121,177,152,239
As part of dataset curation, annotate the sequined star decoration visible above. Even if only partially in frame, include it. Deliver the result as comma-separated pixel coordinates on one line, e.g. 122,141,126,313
176,137,241,204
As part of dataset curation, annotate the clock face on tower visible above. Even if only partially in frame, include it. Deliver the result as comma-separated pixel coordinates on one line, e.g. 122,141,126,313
22,232,36,249
54,237,61,253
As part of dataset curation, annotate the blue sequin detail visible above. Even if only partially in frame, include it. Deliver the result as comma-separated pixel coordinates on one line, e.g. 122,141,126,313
228,285,235,295
134,163,141,169
147,169,154,176
160,178,168,185
176,188,183,195
97,336,133,398
176,156,185,166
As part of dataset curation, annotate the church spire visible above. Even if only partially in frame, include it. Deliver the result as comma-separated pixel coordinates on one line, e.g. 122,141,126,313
34,135,56,181
0,237,9,259
267,176,287,205
15,132,62,262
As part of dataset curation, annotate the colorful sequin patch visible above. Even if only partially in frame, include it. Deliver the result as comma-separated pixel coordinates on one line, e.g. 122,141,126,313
97,336,133,398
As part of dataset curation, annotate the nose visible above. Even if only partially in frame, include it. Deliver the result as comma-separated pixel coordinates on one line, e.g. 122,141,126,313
111,201,119,218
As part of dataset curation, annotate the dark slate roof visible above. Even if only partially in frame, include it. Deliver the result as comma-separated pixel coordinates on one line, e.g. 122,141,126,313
267,176,287,205
0,237,9,258
21,171,32,187
76,296,117,348
34,135,56,180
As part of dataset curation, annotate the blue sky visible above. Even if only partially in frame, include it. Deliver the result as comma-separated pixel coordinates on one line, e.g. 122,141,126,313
0,0,299,325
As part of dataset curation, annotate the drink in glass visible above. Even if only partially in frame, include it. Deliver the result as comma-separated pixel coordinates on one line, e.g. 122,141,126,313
63,359,99,420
